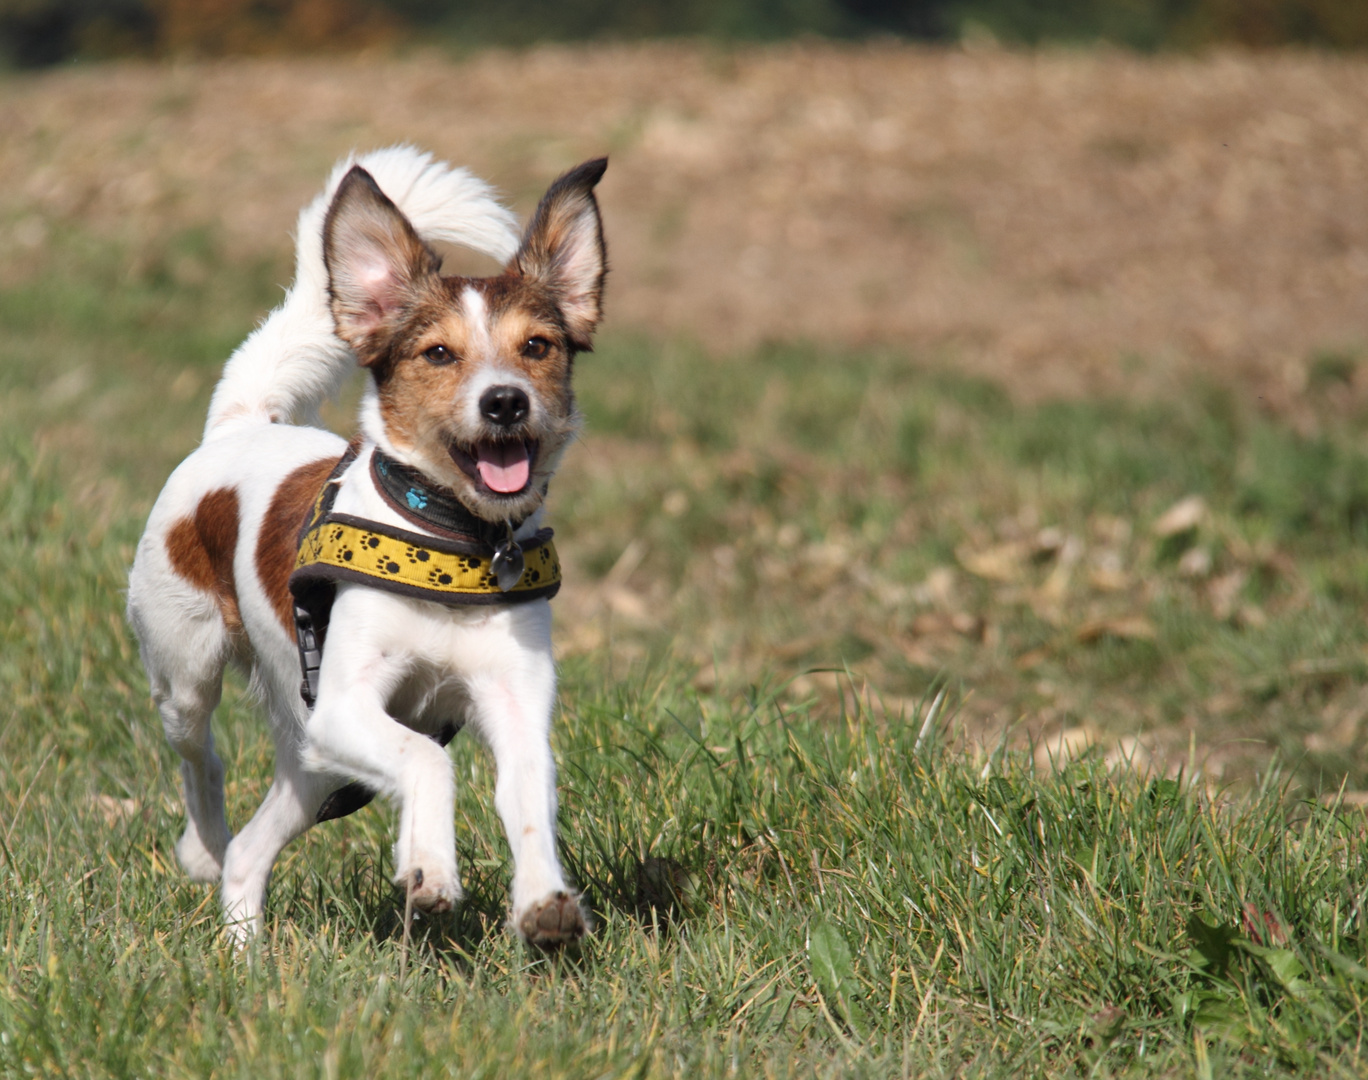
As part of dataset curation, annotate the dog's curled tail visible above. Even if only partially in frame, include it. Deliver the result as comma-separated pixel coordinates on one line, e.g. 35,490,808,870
203,146,519,438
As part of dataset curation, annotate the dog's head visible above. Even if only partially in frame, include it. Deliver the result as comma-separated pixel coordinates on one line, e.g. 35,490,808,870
323,158,607,523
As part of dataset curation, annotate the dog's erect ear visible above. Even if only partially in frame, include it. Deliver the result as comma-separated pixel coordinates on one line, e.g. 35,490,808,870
512,158,608,352
323,165,439,361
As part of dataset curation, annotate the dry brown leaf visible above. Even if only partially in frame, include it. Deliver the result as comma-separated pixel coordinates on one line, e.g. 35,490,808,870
1242,903,1290,947
1321,791,1368,808
910,612,984,639
956,542,1028,583
1178,547,1213,578
1204,691,1243,715
911,567,958,608
1015,647,1052,670
899,639,943,669
1087,567,1132,592
604,585,654,624
1032,534,1083,609
1207,570,1247,620
1075,615,1157,643
1153,495,1207,538
95,795,140,826
692,663,719,693
1105,735,1154,772
1033,526,1066,559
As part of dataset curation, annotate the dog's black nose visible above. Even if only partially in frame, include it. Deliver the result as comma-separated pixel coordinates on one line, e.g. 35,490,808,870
479,386,529,427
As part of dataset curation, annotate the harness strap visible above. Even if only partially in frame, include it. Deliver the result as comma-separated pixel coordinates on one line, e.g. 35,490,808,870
291,447,356,709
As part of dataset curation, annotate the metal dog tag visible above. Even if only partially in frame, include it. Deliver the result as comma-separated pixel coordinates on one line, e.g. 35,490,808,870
491,523,525,592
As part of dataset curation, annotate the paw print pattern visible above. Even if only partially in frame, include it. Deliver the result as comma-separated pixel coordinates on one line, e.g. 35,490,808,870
308,525,355,564
297,520,562,598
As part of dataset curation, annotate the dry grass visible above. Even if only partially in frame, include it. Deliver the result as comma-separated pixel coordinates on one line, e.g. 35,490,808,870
2,42,1367,406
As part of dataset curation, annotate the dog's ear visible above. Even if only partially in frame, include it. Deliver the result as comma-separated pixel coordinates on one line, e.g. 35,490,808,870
323,165,439,362
512,158,608,352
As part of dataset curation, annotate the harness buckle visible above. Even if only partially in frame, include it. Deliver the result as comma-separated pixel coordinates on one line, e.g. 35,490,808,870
295,603,324,708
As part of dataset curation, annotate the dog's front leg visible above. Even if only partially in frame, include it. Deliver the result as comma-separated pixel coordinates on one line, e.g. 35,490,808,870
466,641,587,948
304,640,461,914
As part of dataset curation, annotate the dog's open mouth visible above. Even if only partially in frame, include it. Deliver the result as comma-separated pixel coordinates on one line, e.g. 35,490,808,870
449,439,538,496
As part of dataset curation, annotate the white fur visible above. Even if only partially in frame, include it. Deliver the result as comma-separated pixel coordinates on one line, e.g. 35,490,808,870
128,147,581,943
459,286,495,361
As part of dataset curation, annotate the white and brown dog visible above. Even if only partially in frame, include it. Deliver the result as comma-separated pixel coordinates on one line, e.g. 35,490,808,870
126,146,606,946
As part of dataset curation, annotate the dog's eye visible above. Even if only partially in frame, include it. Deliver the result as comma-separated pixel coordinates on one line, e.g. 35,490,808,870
423,345,455,365
521,336,551,360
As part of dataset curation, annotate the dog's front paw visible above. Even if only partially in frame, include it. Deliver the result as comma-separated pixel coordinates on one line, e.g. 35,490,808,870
515,891,589,949
396,865,462,914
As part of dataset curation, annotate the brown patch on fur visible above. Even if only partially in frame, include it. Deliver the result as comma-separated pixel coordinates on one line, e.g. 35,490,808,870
256,456,341,634
166,488,243,633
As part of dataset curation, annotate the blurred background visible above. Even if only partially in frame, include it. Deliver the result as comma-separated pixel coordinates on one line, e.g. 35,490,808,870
1,0,1367,65
3,0,1368,791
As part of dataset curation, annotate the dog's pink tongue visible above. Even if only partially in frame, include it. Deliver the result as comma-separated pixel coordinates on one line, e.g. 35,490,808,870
476,442,530,493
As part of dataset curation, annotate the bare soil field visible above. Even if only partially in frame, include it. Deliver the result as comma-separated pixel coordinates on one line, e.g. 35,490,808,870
3,41,1368,404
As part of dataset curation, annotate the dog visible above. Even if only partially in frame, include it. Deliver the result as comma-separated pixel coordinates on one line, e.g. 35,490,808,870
126,146,606,946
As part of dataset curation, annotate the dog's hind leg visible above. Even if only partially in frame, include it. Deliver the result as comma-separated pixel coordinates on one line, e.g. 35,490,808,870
128,591,234,883
219,753,329,941
160,675,232,883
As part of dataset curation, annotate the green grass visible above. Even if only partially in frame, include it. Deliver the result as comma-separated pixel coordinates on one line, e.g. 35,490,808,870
557,336,1368,791
3,226,1368,1076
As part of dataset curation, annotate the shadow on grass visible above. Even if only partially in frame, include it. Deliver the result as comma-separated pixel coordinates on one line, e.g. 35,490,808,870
269,832,706,973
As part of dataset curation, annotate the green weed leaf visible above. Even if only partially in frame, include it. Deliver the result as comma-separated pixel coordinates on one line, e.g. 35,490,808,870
1186,915,1240,980
1147,778,1181,805
809,918,854,1000
808,918,868,1038
1245,944,1307,990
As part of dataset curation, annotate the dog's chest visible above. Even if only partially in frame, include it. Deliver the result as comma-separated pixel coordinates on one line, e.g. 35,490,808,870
326,579,554,739
386,664,473,735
